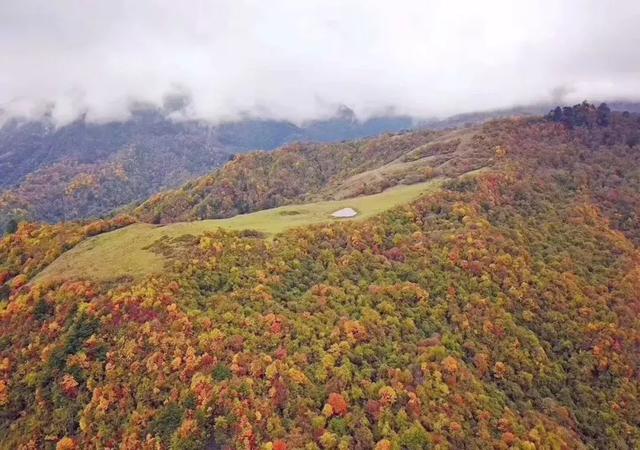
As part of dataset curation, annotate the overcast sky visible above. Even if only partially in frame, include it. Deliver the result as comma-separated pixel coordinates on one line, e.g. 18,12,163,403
1,0,639,125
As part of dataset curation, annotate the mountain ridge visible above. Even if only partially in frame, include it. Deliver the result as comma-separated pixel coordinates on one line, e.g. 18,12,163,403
2,106,640,448
2,101,638,232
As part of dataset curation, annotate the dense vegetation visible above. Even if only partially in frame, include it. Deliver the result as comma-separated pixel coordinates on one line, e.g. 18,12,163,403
0,215,135,298
1,106,640,449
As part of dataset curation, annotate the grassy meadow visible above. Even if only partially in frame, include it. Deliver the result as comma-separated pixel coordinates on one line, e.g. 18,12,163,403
35,180,442,283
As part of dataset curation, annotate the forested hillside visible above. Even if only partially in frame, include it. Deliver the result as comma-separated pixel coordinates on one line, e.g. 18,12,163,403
3,102,636,232
1,104,640,449
133,127,489,224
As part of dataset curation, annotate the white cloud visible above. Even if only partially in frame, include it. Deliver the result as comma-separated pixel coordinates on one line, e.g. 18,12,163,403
1,0,639,125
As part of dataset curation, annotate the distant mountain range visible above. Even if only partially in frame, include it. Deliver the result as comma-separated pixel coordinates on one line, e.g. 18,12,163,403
0,107,414,229
1,101,638,230
0,106,414,190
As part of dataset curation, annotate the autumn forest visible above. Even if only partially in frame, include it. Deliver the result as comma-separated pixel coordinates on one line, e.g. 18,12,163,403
0,103,639,449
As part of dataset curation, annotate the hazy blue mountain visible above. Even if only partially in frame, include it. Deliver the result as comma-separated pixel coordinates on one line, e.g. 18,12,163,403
0,107,415,227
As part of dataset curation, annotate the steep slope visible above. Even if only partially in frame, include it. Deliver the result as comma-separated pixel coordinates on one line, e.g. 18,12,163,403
1,107,640,449
0,111,231,230
0,110,226,191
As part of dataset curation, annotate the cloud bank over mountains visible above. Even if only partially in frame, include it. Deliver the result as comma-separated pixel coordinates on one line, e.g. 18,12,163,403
1,0,639,125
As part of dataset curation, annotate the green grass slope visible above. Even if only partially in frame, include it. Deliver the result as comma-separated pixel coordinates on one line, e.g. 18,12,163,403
35,179,443,283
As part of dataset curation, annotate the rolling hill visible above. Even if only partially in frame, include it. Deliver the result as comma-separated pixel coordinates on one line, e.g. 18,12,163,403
132,126,489,224
1,103,640,449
